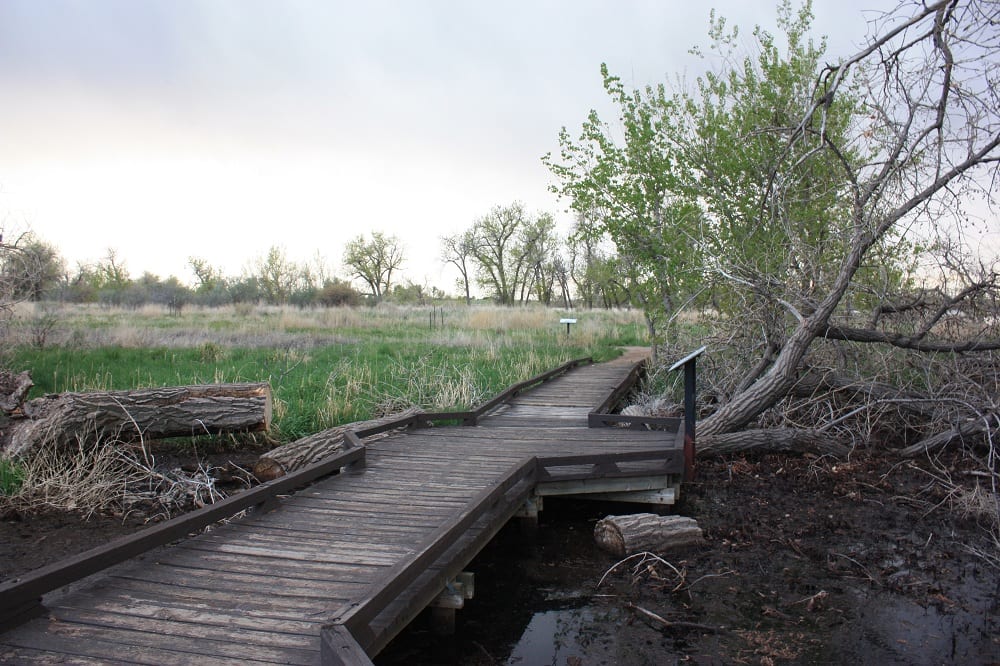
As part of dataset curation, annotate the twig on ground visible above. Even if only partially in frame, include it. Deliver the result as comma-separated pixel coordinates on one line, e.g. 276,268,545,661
626,602,722,633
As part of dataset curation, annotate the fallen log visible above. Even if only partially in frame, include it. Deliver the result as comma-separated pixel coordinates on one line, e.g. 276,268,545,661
3,383,272,458
896,414,996,458
594,513,703,557
253,407,423,481
699,428,851,458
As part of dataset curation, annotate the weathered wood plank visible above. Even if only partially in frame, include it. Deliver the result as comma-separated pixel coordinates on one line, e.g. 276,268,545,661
105,564,368,600
48,606,319,660
48,595,323,636
81,578,353,617
1,628,273,666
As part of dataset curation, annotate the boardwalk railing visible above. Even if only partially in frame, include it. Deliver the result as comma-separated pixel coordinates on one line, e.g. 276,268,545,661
0,444,367,630
325,456,540,658
0,356,593,630
588,347,706,480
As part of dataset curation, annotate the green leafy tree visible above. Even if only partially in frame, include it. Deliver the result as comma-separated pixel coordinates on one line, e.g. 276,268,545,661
343,232,405,300
544,61,705,339
547,0,1000,442
188,257,226,293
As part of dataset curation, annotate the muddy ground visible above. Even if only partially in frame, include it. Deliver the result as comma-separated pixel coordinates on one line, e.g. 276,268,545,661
380,453,999,665
2,452,998,665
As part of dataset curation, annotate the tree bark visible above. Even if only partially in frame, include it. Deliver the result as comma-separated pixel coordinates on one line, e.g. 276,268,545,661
0,371,33,413
3,383,272,457
699,428,851,458
594,513,703,557
253,408,423,481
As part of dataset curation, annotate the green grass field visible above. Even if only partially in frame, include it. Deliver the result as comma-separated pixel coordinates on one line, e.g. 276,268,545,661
9,302,648,442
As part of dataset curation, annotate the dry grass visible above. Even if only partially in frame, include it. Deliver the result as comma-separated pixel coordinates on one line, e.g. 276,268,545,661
2,430,140,518
0,429,245,520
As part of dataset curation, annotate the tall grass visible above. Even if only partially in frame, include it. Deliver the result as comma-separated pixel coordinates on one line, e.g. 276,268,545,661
8,303,647,441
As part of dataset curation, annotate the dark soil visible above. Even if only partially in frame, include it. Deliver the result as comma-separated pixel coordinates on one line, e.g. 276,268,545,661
2,452,998,665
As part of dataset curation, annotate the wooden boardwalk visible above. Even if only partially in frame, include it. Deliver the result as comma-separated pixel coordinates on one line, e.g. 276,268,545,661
0,352,684,665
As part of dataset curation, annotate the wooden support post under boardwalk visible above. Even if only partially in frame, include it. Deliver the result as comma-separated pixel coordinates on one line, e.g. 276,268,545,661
669,346,706,482
429,572,475,635
516,494,543,535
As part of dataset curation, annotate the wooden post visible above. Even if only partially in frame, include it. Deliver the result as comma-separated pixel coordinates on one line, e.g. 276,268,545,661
516,494,542,536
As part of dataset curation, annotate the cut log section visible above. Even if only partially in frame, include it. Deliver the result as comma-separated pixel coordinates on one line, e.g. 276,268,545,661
253,407,423,481
3,383,272,458
594,513,703,557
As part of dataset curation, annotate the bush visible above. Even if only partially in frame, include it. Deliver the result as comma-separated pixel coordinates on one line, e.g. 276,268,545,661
318,279,362,307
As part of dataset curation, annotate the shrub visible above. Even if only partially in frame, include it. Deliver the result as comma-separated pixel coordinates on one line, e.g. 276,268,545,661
318,279,362,307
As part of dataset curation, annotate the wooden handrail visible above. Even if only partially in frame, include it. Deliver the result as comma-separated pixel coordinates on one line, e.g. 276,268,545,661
590,358,647,416
588,348,706,481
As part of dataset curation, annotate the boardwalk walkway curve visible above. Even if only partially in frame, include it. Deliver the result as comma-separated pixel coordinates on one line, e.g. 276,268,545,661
0,349,686,665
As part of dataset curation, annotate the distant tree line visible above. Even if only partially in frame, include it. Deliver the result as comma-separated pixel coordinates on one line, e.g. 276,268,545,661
2,213,647,311
440,201,633,308
0,231,447,310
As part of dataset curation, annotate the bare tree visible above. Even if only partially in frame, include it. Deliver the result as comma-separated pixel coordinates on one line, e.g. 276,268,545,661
470,203,525,305
251,246,302,305
440,230,476,305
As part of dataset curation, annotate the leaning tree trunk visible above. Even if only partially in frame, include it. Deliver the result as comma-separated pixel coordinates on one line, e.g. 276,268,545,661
594,514,703,557
253,408,423,481
3,383,272,458
699,234,875,437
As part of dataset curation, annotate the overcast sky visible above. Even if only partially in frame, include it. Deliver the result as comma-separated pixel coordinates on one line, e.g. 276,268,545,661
0,0,902,291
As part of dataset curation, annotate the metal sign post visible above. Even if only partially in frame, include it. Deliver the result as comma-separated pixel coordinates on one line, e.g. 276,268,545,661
559,318,577,336
669,346,707,481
